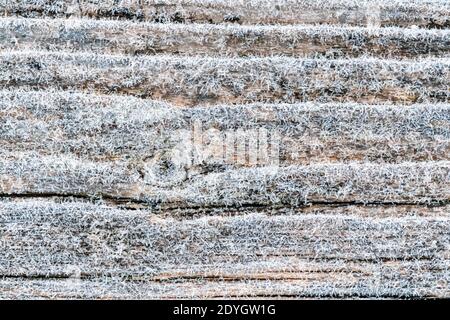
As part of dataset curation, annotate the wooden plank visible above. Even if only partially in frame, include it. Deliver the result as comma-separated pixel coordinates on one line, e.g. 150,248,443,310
1,0,448,28
0,153,448,207
0,199,448,298
1,91,448,164
1,265,449,299
1,18,449,58
0,52,448,106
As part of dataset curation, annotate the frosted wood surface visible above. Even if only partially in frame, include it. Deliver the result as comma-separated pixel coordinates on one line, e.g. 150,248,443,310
0,0,449,300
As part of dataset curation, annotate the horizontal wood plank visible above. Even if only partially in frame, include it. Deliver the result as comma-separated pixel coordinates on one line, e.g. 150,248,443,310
0,199,448,298
0,52,448,105
1,18,449,58
1,0,448,28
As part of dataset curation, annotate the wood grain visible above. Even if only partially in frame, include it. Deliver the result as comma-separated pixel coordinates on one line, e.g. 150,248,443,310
0,0,449,300
0,52,448,106
1,0,449,28
1,18,449,58
0,199,449,298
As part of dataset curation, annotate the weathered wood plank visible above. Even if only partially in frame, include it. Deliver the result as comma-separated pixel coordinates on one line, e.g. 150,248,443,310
1,91,449,166
0,199,448,298
0,53,448,105
1,261,449,299
1,267,449,299
0,155,448,207
1,18,449,58
1,0,448,28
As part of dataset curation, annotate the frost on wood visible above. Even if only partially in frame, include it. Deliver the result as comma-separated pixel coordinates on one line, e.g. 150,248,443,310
0,154,448,207
0,199,449,298
0,18,449,58
0,52,448,105
0,90,449,164
0,0,449,300
1,0,449,28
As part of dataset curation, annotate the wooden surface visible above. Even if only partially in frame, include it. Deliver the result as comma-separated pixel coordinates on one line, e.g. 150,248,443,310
0,0,449,299
2,0,449,28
